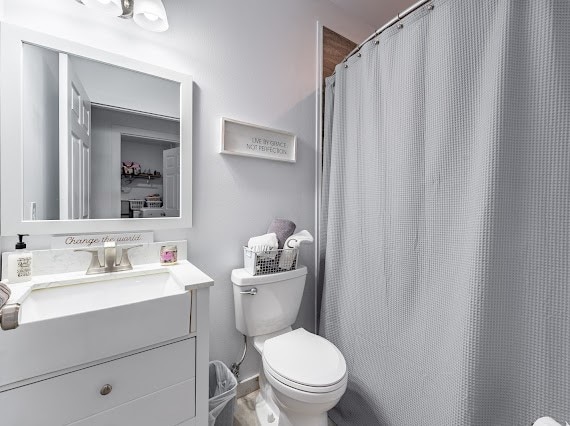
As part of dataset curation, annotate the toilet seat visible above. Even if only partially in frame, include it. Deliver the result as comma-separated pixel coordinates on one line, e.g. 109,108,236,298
262,328,347,394
264,360,347,394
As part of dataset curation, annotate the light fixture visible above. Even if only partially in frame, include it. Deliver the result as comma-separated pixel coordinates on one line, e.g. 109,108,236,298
74,0,168,32
80,0,123,17
133,0,169,32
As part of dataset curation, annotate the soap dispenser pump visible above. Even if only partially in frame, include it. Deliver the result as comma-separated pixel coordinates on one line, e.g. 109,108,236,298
7,234,32,283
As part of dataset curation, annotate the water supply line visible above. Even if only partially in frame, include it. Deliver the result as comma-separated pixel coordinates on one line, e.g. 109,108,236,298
231,334,248,379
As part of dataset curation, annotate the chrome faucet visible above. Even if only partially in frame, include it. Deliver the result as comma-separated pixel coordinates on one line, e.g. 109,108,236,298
104,242,117,271
75,242,142,275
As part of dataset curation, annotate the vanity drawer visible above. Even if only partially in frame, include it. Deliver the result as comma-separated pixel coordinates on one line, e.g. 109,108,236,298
0,337,195,426
70,378,195,426
1,288,192,387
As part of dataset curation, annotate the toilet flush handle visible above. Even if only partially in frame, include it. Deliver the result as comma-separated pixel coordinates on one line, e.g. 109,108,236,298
240,288,257,296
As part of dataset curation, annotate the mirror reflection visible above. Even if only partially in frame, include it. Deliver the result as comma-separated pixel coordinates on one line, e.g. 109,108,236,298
22,43,181,221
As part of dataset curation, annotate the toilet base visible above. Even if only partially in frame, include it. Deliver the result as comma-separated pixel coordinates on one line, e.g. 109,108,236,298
255,395,279,425
270,385,332,426
255,367,280,425
255,393,329,426
255,367,332,426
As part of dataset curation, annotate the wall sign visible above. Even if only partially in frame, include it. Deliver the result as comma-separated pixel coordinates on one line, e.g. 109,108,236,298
220,117,297,163
51,232,153,249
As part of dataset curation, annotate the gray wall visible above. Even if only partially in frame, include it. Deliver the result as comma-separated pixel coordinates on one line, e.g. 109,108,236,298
0,0,373,380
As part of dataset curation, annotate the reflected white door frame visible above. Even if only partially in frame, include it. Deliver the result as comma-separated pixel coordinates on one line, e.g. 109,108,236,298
59,53,91,220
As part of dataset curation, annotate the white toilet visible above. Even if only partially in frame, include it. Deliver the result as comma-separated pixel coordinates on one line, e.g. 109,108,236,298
232,266,347,426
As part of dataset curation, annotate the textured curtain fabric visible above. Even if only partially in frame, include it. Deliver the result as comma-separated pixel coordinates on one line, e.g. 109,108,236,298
319,0,570,424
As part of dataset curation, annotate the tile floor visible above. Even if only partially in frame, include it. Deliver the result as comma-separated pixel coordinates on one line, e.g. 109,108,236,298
233,390,336,426
234,390,259,426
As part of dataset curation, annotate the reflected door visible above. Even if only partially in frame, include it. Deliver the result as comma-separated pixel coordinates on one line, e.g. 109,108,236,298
59,53,91,220
163,147,180,217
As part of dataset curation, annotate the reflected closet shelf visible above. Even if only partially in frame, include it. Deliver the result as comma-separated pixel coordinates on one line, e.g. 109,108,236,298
121,174,162,184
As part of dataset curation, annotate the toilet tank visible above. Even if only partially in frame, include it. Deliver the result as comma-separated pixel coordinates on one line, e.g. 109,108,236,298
231,266,307,337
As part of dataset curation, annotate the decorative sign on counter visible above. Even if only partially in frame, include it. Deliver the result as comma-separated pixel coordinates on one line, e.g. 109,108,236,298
51,232,153,249
220,117,297,163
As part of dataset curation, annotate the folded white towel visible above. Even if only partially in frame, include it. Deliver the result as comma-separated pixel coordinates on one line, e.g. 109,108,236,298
279,230,314,270
248,233,279,259
533,417,567,426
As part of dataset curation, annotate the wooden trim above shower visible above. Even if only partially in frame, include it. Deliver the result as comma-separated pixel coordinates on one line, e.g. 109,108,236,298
322,27,357,79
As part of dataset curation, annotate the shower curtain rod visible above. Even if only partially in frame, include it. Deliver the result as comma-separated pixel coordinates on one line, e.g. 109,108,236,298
339,0,432,67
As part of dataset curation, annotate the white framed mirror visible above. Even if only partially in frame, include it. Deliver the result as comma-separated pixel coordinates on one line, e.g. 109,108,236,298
0,24,192,235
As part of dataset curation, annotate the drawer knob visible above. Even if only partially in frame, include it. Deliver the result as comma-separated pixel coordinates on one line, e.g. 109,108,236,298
100,384,113,396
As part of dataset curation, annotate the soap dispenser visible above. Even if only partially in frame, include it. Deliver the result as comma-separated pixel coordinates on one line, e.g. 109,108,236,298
7,234,32,283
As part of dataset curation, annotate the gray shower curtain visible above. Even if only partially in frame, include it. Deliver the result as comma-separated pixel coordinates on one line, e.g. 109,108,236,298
319,0,570,424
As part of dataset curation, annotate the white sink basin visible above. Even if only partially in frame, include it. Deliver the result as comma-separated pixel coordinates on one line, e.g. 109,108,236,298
20,269,184,324
0,266,193,388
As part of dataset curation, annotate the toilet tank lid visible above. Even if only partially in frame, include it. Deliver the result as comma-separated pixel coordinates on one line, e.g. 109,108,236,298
231,266,307,286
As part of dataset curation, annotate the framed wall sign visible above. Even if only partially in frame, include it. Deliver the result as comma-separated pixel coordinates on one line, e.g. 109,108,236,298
221,117,296,163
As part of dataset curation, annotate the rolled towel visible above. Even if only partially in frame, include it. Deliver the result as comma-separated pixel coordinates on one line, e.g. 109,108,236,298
267,218,296,249
0,283,11,309
279,230,314,270
248,233,279,259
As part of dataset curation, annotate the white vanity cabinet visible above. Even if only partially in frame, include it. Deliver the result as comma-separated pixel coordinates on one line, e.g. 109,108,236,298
1,338,196,426
0,259,213,426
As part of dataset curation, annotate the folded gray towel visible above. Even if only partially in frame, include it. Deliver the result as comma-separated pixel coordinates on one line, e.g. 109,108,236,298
0,283,11,309
267,218,296,249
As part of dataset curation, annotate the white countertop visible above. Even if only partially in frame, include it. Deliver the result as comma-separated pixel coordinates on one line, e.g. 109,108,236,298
3,260,214,306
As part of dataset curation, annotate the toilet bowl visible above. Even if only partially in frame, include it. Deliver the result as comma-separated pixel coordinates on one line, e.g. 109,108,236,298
231,267,348,425
259,328,347,426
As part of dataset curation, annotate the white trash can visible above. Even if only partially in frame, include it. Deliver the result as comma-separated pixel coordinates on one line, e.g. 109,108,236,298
208,361,237,426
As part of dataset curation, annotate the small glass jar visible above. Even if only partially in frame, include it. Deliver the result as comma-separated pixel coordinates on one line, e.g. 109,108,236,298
160,245,178,265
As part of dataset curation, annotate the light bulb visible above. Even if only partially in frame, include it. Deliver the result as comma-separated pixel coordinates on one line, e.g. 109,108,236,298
143,12,159,22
